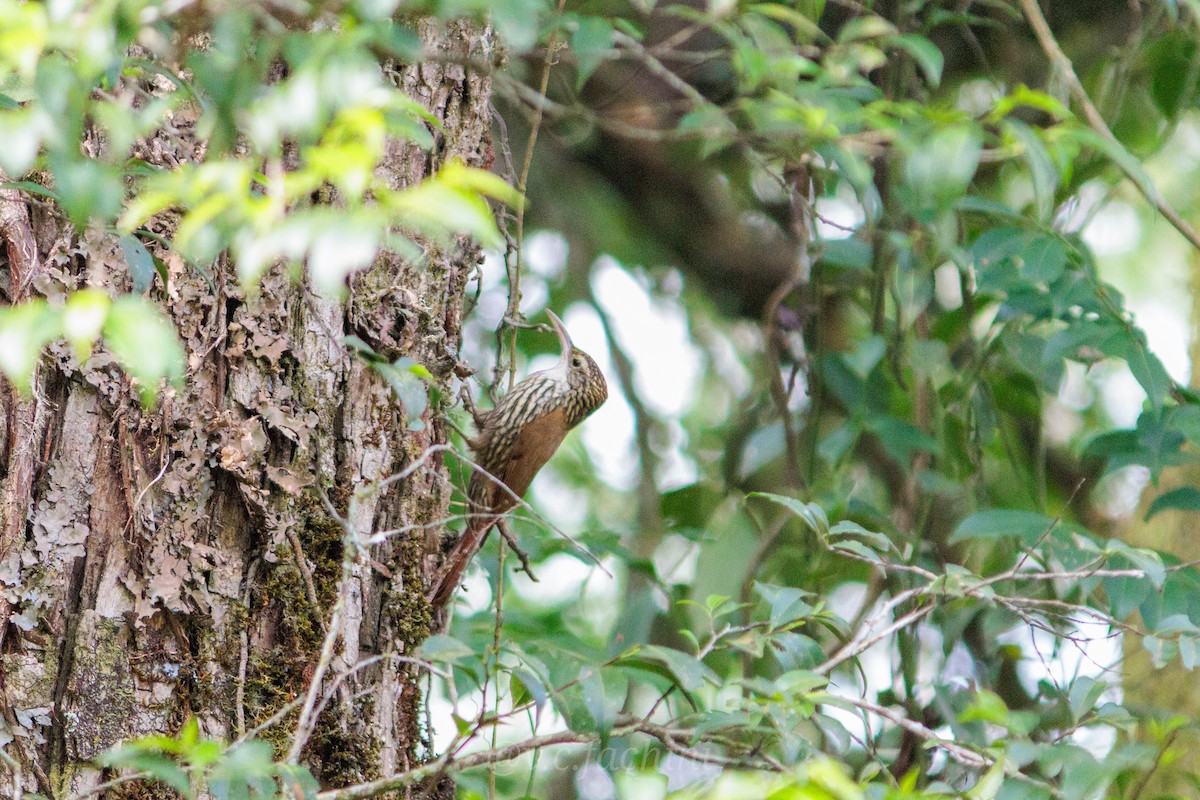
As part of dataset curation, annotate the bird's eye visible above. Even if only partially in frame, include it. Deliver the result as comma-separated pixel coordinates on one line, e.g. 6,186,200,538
572,356,583,368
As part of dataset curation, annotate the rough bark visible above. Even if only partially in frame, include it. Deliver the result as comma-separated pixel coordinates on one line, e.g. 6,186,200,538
0,19,492,796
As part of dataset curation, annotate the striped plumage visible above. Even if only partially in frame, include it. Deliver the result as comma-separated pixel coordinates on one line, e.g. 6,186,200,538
428,311,608,608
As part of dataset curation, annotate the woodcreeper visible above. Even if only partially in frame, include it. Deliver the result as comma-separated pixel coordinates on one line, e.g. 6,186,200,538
428,310,608,607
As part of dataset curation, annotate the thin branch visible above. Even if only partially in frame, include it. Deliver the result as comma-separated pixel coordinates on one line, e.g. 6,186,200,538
505,0,568,391
63,771,150,800
761,166,812,490
833,696,991,769
447,449,610,574
285,524,325,632
612,30,711,109
366,441,609,573
236,559,262,737
285,491,357,765
817,600,933,675
316,727,619,800
1129,726,1181,800
1019,0,1200,252
318,711,790,800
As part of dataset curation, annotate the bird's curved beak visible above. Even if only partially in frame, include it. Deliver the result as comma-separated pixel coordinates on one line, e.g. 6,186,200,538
547,309,573,364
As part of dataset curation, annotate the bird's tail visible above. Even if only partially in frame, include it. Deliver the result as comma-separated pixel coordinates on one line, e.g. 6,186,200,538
428,518,494,608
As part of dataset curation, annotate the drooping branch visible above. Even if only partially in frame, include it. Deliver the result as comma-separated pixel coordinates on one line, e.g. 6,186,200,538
1019,0,1200,253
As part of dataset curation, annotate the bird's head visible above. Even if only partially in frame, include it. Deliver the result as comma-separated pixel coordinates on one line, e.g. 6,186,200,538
547,309,608,425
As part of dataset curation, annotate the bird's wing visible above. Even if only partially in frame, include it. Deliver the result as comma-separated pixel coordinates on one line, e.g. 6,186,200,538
493,406,570,508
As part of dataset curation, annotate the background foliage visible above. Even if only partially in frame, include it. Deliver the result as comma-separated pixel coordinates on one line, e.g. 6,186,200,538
5,0,1200,798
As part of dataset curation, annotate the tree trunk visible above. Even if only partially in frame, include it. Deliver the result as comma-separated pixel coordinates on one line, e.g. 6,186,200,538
0,19,492,796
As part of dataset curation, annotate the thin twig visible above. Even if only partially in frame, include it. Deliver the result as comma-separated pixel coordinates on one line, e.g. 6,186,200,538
366,442,609,573
286,492,357,765
832,696,991,768
236,559,261,737
63,771,150,800
448,450,610,575
506,0,568,390
496,518,538,581
286,525,325,632
1019,0,1200,252
1012,478,1085,575
1129,726,1181,800
316,728,620,800
816,590,932,675
761,166,813,490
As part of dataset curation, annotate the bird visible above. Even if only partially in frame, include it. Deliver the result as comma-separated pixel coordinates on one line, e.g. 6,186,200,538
428,310,608,608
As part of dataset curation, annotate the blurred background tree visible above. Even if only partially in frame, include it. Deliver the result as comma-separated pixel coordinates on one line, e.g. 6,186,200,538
5,1,1200,799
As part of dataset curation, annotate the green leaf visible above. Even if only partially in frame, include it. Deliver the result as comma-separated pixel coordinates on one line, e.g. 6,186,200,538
177,716,200,752
842,334,886,378
1146,486,1200,520
1144,32,1198,118
819,237,872,271
837,15,896,42
629,645,718,692
865,416,936,463
1104,573,1153,620
661,482,725,528
100,747,192,796
1071,128,1162,206
1067,676,1107,721
966,758,1006,800
748,492,828,535
121,234,157,293
578,665,626,742
50,155,125,225
1181,635,1198,670
972,225,1031,275
1144,634,1173,668
1018,235,1067,282
277,765,319,800
748,3,826,43
375,357,429,431
902,124,982,216
571,16,613,88
890,34,943,87
828,520,893,551
209,739,276,800
486,0,545,51
830,539,883,562
754,582,817,629
949,509,1060,545
678,105,739,159
388,182,502,247
989,84,1071,121
1099,327,1171,409
62,289,111,362
510,667,549,710
418,634,475,664
0,299,61,393
0,180,60,202
438,159,522,208
307,219,380,296
102,296,185,408
1105,540,1165,589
